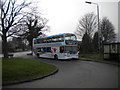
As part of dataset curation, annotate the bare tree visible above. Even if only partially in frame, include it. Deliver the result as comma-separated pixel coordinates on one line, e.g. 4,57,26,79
75,12,97,40
75,12,98,53
0,0,31,58
100,17,116,43
18,9,49,52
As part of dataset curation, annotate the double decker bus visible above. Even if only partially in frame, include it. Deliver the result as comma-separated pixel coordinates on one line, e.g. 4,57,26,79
32,33,79,59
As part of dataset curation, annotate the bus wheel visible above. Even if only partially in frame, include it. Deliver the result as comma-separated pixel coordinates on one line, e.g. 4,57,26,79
37,53,39,58
54,54,58,60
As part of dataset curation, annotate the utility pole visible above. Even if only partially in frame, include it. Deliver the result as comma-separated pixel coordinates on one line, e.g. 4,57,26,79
85,1,101,53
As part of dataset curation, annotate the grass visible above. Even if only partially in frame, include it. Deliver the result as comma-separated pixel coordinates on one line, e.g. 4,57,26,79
2,58,57,85
79,54,103,61
79,53,120,66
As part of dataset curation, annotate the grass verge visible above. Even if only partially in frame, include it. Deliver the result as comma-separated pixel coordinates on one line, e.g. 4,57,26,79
79,54,119,65
79,54,103,61
2,58,57,85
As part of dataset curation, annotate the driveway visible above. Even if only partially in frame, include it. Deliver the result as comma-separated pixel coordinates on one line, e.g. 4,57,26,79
3,52,118,88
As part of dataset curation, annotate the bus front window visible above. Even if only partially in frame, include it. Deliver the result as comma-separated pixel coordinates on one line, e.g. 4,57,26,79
65,34,77,41
64,46,78,54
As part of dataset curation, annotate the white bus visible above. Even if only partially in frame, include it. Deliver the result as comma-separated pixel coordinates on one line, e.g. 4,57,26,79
32,33,79,59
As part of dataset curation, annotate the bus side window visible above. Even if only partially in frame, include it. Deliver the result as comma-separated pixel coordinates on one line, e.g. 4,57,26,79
47,38,51,43
58,37,62,42
43,39,47,43
36,48,41,52
41,39,43,43
47,47,51,52
37,39,41,44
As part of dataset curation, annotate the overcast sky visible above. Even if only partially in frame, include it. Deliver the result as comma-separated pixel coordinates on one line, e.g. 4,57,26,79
31,0,119,38
0,0,119,41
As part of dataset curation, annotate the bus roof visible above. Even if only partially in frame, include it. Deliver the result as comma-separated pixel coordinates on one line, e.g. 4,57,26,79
33,33,75,40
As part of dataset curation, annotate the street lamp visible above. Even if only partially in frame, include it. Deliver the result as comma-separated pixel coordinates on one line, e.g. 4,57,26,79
85,1,101,52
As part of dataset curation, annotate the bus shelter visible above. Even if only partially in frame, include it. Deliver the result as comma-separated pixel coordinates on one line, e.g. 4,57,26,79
103,42,120,61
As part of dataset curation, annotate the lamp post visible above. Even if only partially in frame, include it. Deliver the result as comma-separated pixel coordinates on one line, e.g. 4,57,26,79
85,1,101,53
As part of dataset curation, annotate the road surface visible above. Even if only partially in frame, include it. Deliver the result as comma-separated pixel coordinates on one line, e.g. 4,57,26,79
3,51,118,88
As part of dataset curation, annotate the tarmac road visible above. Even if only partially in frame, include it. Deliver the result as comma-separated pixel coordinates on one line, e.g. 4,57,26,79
3,52,118,88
